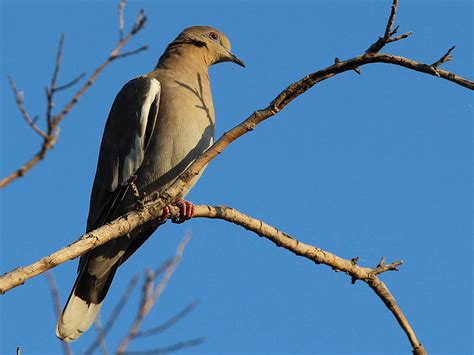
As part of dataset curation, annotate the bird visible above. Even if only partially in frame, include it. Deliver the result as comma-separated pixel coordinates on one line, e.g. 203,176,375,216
56,26,245,342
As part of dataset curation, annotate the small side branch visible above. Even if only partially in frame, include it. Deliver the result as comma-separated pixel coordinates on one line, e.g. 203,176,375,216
366,0,412,53
431,45,456,68
8,76,47,139
135,300,199,338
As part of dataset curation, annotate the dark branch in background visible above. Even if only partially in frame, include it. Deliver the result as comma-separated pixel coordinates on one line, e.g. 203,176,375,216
86,253,199,355
45,272,73,355
86,274,140,355
116,234,203,355
0,0,148,188
135,300,199,338
93,315,109,355
123,338,206,355
1,0,472,353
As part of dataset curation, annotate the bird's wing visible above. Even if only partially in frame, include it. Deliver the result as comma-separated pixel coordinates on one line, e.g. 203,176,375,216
86,76,161,232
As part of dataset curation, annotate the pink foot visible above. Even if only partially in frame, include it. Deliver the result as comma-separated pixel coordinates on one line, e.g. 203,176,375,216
159,206,170,224
172,200,195,224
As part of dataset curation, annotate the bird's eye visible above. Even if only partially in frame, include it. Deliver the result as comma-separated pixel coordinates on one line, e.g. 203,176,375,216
209,32,219,41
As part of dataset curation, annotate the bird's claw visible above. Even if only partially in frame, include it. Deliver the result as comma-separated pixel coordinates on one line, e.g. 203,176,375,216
158,206,170,224
171,200,195,224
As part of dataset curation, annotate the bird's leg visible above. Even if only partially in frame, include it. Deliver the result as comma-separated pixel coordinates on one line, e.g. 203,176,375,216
130,175,146,209
158,205,170,224
171,199,195,224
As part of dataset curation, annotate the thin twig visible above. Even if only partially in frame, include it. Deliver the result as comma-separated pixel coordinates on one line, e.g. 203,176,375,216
366,0,404,53
46,33,65,131
386,31,413,44
53,72,86,92
124,337,205,355
153,258,173,280
135,300,199,338
93,314,109,355
431,45,456,68
45,272,73,355
8,76,47,139
85,274,140,355
111,45,148,60
118,0,126,40
116,234,191,354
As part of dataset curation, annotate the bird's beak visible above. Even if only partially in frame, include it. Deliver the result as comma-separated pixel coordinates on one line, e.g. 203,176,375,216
227,51,246,67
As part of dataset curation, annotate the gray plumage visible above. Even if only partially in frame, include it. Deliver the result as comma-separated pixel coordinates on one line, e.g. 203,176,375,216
56,26,244,342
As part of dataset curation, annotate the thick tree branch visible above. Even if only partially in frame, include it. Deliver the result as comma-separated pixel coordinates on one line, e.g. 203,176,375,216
190,206,425,355
0,2,148,188
0,204,424,354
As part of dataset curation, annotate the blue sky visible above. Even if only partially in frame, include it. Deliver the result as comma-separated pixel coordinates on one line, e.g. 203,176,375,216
1,0,472,354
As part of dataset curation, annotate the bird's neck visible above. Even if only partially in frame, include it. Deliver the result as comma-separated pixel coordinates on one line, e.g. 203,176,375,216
155,44,210,73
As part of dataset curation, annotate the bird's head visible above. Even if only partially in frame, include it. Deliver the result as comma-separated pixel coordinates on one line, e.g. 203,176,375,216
170,26,245,68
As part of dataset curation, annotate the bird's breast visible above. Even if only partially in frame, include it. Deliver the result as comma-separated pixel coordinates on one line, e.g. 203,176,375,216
137,72,215,194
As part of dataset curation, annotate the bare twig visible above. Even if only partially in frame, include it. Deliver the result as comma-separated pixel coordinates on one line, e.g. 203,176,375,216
135,300,199,338
124,337,205,355
53,72,86,92
386,31,413,44
431,45,456,68
116,234,191,354
45,272,73,355
112,45,148,60
1,2,147,188
118,0,126,40
366,0,406,53
8,76,47,139
86,274,139,355
93,314,109,355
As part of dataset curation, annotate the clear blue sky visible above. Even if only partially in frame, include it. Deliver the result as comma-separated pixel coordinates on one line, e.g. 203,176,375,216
1,0,472,354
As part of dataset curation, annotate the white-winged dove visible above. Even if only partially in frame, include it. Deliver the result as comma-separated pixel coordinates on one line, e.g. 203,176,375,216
56,26,244,342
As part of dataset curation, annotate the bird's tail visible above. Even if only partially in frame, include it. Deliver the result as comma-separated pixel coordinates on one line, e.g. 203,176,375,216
56,264,118,342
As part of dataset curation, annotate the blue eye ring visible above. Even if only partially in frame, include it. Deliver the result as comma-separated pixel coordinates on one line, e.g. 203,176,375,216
209,31,219,41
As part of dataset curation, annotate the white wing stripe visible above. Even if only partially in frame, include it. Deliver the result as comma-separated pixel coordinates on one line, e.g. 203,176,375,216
120,78,161,186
